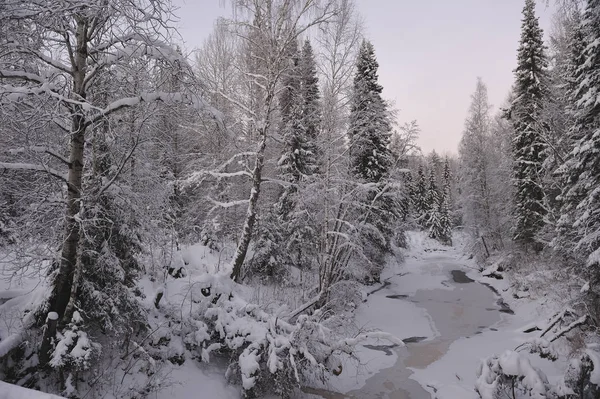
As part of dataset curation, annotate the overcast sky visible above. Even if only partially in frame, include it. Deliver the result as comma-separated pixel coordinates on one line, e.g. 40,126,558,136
172,1,555,155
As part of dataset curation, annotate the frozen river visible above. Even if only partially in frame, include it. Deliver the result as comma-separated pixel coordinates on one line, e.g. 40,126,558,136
306,234,510,399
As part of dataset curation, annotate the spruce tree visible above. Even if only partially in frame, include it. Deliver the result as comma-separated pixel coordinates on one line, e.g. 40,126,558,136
425,168,440,227
254,39,323,278
414,165,428,224
347,40,395,282
277,40,320,213
428,199,442,241
430,188,452,246
557,0,600,267
509,0,549,246
348,40,392,183
439,189,453,245
404,171,414,221
278,40,300,127
443,157,452,206
299,39,322,167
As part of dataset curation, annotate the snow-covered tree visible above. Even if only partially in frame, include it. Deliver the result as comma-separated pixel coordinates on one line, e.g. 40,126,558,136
414,164,429,225
252,39,324,281
0,0,210,361
216,0,337,282
348,40,392,183
425,168,440,227
508,0,550,247
540,7,585,227
299,39,322,166
556,0,600,270
459,78,493,235
0,0,218,393
429,188,452,246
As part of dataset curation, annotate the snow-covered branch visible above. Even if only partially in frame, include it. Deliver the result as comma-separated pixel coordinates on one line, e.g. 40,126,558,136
206,197,250,209
0,162,67,183
0,69,46,84
6,146,70,166
89,91,216,125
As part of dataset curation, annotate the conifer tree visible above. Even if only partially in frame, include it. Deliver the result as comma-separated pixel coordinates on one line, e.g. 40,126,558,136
299,39,322,167
439,188,453,245
429,199,442,240
254,39,324,279
348,40,392,182
556,0,600,267
404,171,415,221
414,165,428,224
430,188,452,245
508,0,549,246
277,39,320,215
425,168,440,227
443,157,452,205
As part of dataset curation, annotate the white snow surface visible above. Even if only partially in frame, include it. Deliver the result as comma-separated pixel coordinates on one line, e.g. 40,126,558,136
0,381,65,399
155,360,239,399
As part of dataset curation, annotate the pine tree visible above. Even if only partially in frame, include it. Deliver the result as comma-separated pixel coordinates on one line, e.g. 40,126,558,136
425,168,440,227
279,40,301,127
557,0,600,267
439,189,453,245
404,171,414,221
430,188,452,245
277,40,320,215
299,39,322,167
428,199,442,240
348,40,392,183
509,0,549,246
428,150,443,181
443,157,452,205
414,165,428,224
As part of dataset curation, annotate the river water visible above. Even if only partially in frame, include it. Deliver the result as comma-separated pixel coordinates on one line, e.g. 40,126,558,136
306,252,507,399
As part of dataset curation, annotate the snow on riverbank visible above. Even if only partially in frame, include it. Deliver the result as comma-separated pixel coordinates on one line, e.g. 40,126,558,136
155,360,239,399
409,233,566,399
0,381,65,399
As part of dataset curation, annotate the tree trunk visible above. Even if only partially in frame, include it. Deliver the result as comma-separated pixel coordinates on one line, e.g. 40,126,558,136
40,17,88,365
229,127,267,282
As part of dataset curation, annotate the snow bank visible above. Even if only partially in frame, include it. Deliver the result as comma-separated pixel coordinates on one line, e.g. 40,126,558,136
0,381,65,399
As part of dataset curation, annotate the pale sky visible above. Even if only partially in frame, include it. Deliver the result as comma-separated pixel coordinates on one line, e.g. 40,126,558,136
172,1,555,155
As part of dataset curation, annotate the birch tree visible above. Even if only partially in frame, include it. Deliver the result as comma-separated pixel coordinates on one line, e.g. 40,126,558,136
221,0,337,282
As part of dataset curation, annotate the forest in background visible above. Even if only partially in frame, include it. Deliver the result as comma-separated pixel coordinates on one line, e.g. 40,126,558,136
0,0,599,398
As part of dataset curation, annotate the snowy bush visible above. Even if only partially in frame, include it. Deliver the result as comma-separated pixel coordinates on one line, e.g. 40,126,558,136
561,350,600,399
475,307,598,399
177,274,401,398
476,350,551,399
49,312,100,371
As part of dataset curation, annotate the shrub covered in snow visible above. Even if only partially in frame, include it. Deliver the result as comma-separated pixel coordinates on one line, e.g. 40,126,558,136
175,274,401,398
476,350,551,399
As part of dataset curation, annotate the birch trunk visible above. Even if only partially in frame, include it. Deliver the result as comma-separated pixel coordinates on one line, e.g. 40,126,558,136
40,17,88,365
